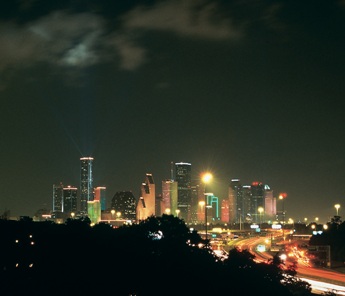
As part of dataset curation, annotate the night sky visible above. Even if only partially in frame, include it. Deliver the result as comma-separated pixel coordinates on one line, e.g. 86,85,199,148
1,0,344,223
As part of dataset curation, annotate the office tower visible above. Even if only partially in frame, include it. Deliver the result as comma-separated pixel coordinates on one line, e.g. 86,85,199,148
94,187,106,211
53,182,64,213
155,194,163,217
88,200,101,225
194,182,206,223
228,179,243,224
136,173,155,222
161,179,178,216
220,199,230,223
63,185,78,213
111,191,137,221
80,157,94,214
190,182,202,224
250,181,265,223
264,185,276,222
175,162,192,222
242,185,252,222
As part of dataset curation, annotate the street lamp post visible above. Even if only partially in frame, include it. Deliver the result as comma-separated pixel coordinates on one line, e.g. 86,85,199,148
279,193,287,241
202,173,213,241
335,204,340,216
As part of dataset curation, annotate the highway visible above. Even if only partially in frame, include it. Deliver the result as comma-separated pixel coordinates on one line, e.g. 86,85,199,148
220,233,345,295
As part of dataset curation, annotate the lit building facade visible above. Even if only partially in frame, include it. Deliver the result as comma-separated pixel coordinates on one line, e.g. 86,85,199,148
80,157,94,214
264,185,276,222
242,185,252,223
53,182,64,213
221,199,230,223
161,179,178,216
63,185,78,213
136,173,155,222
111,191,137,221
190,182,202,224
94,186,106,211
175,162,192,223
88,200,101,225
250,181,265,223
228,179,243,224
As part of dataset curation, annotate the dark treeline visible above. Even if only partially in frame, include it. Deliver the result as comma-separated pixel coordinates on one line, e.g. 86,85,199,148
309,216,345,264
0,215,313,296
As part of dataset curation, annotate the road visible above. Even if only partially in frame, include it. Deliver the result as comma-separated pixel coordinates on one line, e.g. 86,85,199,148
223,234,345,295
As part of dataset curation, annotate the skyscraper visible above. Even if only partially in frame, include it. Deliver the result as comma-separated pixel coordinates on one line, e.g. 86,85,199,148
94,187,106,211
161,179,178,216
228,178,243,224
88,200,101,225
175,162,192,222
136,173,155,222
111,191,137,221
63,185,78,213
53,182,64,213
264,185,276,222
251,181,265,223
80,157,94,214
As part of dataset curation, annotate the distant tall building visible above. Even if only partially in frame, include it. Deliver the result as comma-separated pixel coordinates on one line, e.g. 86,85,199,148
94,187,106,211
175,162,192,222
264,185,276,221
190,182,202,224
111,191,137,221
63,185,78,213
228,179,243,224
161,179,178,216
53,182,64,213
80,157,94,213
88,200,101,225
136,173,155,221
221,199,230,223
242,185,252,222
250,181,265,223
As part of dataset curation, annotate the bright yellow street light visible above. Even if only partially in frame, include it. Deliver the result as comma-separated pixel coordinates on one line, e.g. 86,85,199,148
116,212,121,219
202,173,213,184
175,209,180,217
335,204,340,216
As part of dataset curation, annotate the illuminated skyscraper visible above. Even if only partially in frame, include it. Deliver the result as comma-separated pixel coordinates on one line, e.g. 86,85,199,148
175,162,192,222
53,182,64,213
94,187,106,211
251,181,265,223
80,157,94,213
264,185,276,221
228,178,242,224
111,191,137,221
221,199,230,223
88,200,101,225
136,173,155,221
63,185,78,213
190,182,202,223
162,179,178,216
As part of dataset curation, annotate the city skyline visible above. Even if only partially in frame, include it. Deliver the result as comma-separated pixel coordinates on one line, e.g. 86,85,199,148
1,0,344,222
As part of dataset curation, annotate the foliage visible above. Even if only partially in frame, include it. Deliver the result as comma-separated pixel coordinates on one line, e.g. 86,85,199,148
309,217,345,262
0,216,314,295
